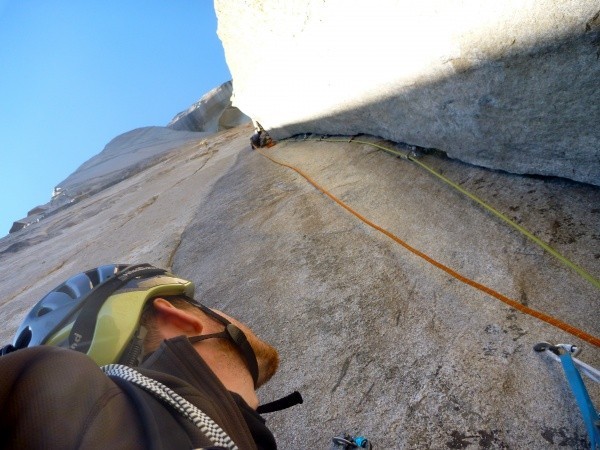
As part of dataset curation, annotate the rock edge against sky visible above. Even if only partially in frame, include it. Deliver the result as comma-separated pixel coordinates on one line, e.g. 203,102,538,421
216,0,600,186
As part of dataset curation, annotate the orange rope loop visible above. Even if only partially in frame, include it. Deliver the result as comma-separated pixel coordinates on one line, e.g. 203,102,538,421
256,146,600,348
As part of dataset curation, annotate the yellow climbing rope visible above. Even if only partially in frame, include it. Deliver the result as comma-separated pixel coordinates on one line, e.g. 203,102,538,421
297,136,600,291
255,139,600,348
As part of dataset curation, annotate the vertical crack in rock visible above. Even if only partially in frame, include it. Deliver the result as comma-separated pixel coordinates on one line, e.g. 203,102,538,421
164,147,220,270
331,356,352,393
169,148,219,190
115,195,160,230
166,235,183,272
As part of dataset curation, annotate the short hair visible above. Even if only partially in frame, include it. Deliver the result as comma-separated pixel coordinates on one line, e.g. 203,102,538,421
140,296,199,353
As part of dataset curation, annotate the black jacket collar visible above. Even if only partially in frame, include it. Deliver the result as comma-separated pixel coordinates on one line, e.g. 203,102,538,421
140,336,277,450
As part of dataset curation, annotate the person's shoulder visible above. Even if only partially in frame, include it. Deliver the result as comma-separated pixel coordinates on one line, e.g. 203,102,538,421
0,346,147,449
0,345,102,376
1,345,99,372
0,345,116,404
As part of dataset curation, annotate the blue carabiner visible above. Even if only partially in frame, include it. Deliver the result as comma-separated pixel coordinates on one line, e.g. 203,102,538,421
353,436,372,449
332,434,372,449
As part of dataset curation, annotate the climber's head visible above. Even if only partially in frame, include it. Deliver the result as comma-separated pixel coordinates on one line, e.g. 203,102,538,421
141,295,279,389
5,264,279,393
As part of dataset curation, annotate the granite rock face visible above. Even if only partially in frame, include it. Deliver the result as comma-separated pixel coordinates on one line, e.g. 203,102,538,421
8,81,249,235
8,126,208,234
55,126,207,200
0,123,598,448
215,0,600,186
168,80,250,132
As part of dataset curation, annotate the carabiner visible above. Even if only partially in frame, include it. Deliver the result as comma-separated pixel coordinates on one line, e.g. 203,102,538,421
332,434,372,449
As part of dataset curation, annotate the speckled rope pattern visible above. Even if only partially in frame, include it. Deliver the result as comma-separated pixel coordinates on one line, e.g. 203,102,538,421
102,364,238,450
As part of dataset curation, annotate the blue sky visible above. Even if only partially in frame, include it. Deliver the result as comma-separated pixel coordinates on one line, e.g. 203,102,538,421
0,1,231,236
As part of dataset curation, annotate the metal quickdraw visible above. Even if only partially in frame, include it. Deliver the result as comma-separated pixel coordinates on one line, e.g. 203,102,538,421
332,433,372,449
534,342,600,449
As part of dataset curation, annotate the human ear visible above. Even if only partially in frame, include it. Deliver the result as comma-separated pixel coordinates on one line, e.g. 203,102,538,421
152,298,203,336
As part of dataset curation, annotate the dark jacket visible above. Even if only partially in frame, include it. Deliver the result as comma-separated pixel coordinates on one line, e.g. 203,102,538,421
0,336,276,449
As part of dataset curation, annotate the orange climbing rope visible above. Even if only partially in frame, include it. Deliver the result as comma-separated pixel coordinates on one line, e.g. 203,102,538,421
256,146,600,348
305,136,600,290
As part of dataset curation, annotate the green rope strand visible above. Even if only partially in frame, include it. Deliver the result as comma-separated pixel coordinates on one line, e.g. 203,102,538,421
291,136,600,290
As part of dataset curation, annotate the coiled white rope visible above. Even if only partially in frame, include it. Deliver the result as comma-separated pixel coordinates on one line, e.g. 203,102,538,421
102,364,238,450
